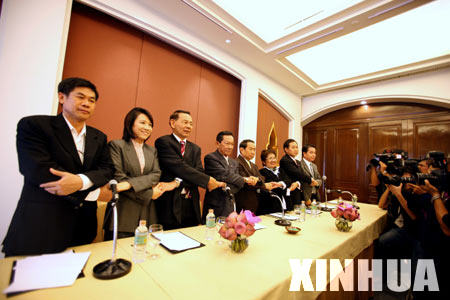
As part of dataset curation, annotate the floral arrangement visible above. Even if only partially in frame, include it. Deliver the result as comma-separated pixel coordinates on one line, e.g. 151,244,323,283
330,202,360,221
219,210,261,240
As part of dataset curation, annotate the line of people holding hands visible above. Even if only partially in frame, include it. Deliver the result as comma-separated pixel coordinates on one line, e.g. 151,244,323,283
2,77,322,257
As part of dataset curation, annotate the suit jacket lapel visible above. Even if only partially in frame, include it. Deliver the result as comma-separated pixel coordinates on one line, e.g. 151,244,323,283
214,150,228,168
124,141,142,175
170,134,183,158
83,127,100,169
52,114,82,167
238,155,252,175
142,144,154,174
301,160,313,177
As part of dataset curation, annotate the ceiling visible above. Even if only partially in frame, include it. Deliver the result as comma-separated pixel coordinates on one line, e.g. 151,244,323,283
142,0,450,96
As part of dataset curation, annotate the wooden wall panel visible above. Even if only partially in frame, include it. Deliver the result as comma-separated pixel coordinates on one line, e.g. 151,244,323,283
135,35,202,145
255,95,289,168
368,121,403,155
411,117,450,159
303,103,450,204
63,2,241,155
63,3,143,140
334,127,360,184
196,63,241,157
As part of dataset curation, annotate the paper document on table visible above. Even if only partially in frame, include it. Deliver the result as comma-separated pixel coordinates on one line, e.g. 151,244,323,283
254,223,266,230
269,213,299,220
153,232,201,252
3,251,90,294
319,203,336,209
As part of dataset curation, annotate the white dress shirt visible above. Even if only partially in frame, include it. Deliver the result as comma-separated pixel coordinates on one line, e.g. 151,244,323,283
63,115,99,201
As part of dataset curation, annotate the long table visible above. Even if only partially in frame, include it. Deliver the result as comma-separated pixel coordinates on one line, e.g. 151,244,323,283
0,202,386,300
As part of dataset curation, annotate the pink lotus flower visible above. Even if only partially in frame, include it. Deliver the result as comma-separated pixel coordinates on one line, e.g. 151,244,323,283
244,210,261,225
218,210,260,241
237,212,247,223
219,225,227,238
244,224,256,237
235,222,246,235
225,228,237,240
330,202,361,222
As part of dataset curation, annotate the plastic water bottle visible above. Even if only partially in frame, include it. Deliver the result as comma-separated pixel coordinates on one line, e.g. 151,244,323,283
205,209,216,241
133,220,148,263
311,200,318,217
300,201,306,222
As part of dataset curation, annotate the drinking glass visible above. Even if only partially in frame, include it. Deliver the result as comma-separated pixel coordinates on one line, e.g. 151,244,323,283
216,216,226,245
147,224,163,259
294,204,301,215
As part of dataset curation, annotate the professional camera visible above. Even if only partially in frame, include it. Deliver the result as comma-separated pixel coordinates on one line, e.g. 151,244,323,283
372,149,408,176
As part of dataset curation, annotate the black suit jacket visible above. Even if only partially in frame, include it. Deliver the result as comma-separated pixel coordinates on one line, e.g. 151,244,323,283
235,155,265,213
2,114,113,256
203,150,244,220
259,167,292,213
279,154,311,205
154,134,209,229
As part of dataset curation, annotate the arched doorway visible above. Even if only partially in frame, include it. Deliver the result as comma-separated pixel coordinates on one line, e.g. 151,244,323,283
303,102,450,204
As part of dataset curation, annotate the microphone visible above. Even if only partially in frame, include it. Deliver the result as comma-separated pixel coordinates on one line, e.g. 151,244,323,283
109,179,119,202
222,185,236,212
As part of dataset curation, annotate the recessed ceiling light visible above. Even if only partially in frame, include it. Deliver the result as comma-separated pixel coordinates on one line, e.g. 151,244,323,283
361,100,367,105
225,39,231,44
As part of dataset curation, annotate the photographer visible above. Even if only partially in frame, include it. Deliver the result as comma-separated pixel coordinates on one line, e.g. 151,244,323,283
376,167,419,260
407,153,449,299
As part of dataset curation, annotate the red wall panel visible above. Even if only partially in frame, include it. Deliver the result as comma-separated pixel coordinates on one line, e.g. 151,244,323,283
63,4,143,140
256,95,290,168
135,35,203,145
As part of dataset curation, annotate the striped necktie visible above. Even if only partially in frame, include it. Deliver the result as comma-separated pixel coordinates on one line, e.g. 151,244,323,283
180,141,185,156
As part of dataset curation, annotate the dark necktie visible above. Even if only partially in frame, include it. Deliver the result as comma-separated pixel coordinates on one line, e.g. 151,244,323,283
180,141,185,156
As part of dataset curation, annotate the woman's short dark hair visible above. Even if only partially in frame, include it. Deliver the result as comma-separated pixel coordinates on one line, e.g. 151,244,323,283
122,107,154,142
261,149,277,166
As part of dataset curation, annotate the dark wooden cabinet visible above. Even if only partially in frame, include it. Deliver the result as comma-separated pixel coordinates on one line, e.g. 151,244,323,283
303,103,450,204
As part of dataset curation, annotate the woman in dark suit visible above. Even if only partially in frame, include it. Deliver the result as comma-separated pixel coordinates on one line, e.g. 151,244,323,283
104,107,177,239
258,149,300,214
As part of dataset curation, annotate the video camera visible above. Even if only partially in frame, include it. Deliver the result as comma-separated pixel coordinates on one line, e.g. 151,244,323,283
367,149,408,175
378,150,448,192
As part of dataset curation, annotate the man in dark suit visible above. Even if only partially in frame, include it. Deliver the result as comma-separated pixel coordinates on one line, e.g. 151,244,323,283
279,139,312,206
203,131,245,220
2,77,114,256
155,110,225,230
300,144,322,202
235,139,276,213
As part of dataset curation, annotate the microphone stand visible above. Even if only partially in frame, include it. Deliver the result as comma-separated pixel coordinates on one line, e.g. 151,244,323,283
320,176,332,212
270,192,292,226
93,182,132,279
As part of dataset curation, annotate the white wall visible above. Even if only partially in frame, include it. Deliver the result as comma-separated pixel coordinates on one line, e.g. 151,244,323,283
302,68,450,125
0,0,72,256
0,0,302,254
